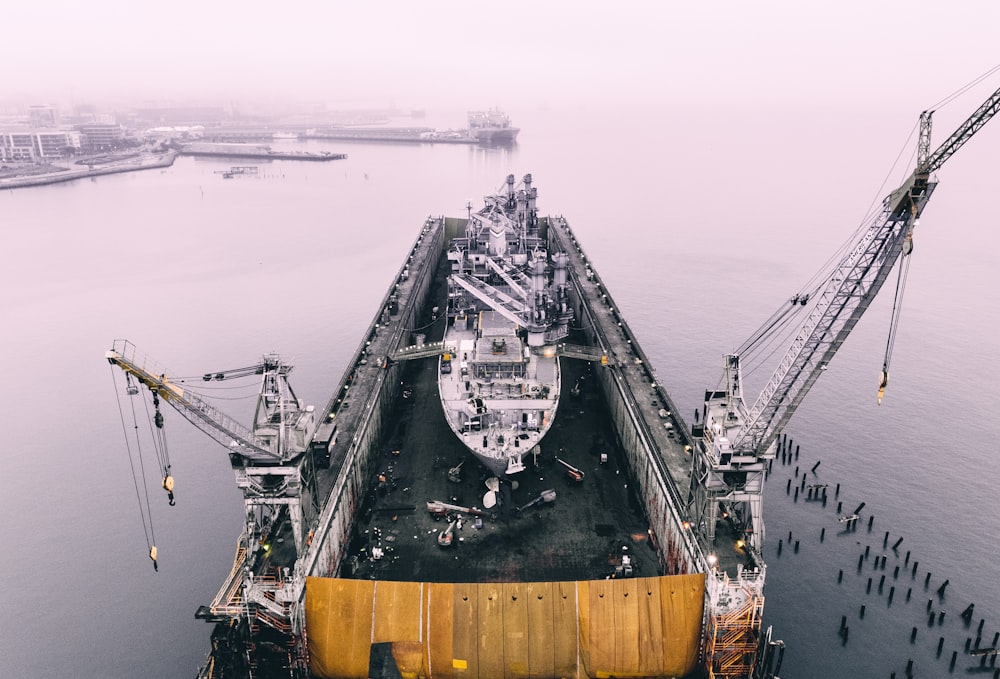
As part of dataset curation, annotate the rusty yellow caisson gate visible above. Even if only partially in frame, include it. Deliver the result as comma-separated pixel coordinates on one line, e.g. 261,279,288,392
305,574,705,678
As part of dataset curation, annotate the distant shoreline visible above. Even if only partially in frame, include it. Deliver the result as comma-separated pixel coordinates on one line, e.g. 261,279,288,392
0,151,178,190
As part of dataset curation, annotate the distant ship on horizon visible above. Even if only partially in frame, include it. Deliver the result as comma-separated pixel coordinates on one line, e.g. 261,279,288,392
467,108,520,144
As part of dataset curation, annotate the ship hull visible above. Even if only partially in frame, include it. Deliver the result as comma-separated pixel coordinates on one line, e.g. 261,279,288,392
437,315,559,477
471,127,520,144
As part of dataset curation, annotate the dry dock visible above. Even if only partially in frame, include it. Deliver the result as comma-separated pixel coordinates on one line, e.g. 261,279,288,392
195,204,768,678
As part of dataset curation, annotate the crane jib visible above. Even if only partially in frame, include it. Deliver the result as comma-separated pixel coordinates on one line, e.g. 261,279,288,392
693,79,1000,554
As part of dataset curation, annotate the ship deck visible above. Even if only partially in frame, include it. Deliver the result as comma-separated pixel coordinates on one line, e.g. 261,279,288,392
346,351,658,583
326,226,665,584
249,215,750,589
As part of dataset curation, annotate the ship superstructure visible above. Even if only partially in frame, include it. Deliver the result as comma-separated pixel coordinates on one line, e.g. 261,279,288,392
440,173,572,476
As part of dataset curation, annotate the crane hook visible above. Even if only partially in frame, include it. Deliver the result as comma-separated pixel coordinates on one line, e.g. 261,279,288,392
163,474,176,506
149,545,159,572
877,368,889,405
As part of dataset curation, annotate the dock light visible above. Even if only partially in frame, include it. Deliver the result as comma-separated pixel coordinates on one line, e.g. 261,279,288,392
736,539,745,550
542,346,556,358
682,521,691,530
262,542,271,553
707,553,718,568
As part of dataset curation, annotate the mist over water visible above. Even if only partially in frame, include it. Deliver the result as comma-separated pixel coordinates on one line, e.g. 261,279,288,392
1,100,998,678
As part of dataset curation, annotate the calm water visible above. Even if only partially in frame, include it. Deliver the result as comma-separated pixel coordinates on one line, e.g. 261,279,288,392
2,102,998,678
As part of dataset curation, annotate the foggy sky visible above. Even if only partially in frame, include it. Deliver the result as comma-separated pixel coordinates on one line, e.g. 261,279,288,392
7,0,1000,112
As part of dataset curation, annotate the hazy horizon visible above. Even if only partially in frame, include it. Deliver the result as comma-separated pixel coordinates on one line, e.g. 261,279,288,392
6,1,1000,115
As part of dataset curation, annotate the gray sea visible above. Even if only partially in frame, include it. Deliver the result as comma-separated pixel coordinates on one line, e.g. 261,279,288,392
2,102,998,678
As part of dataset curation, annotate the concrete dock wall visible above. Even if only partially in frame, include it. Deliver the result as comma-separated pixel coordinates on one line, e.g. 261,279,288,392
547,217,704,576
302,219,444,584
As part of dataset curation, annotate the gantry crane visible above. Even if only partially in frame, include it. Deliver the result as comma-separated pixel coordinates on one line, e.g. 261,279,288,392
106,339,317,557
691,84,1000,553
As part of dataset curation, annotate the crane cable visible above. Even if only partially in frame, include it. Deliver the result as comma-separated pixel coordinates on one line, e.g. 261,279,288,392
733,114,924,384
110,369,159,571
143,391,175,506
879,226,914,405
927,63,1000,112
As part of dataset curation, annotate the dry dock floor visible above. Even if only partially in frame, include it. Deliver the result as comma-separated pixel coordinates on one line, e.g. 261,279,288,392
346,355,658,584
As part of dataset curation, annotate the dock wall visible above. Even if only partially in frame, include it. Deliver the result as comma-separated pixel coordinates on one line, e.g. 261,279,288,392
301,219,444,586
547,217,705,576
0,151,177,190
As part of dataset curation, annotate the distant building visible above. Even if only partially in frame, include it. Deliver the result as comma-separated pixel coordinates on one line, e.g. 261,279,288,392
28,105,58,128
0,133,36,161
145,125,205,140
76,123,125,150
0,129,80,162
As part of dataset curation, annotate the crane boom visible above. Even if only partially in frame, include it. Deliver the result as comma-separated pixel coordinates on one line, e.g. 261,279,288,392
692,83,1000,553
107,338,319,560
737,82,1000,455
923,86,1000,174
106,340,279,461
734,177,933,454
